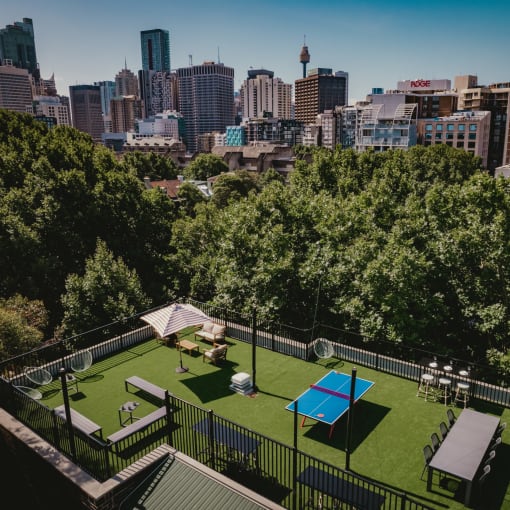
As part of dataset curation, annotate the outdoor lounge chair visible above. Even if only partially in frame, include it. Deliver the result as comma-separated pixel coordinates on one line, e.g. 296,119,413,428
202,344,228,365
420,444,434,480
71,350,93,373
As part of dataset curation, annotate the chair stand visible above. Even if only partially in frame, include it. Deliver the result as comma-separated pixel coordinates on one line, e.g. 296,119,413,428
417,374,435,401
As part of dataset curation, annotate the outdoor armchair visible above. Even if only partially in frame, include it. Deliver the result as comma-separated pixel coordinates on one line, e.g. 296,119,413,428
202,344,228,365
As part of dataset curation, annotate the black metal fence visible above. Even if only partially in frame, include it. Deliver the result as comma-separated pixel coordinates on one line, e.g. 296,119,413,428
1,379,434,510
1,299,509,510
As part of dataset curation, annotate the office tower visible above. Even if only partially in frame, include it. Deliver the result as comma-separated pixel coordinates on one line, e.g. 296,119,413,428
0,63,33,112
240,69,292,119
31,95,71,126
110,95,144,133
294,68,348,124
69,85,103,142
417,111,491,168
456,75,510,169
140,29,171,72
95,80,116,116
139,70,176,117
176,61,235,153
0,18,39,79
115,67,139,97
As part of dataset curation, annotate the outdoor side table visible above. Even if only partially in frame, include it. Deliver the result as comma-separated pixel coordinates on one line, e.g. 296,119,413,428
119,401,140,426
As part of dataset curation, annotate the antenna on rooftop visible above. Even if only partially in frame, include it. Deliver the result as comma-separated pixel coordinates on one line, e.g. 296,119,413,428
189,54,193,66
217,46,221,64
124,57,127,70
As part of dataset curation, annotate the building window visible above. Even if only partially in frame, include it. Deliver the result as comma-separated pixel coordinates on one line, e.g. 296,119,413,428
468,141,476,148
446,141,453,146
469,124,477,131
457,141,464,148
469,133,476,140
425,133,432,139
436,124,443,131
458,124,465,131
425,124,433,131
435,132,442,139
447,124,454,131
446,133,454,140
458,133,465,140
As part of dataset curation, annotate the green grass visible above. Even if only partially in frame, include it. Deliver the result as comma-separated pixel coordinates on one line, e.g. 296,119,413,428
40,334,510,509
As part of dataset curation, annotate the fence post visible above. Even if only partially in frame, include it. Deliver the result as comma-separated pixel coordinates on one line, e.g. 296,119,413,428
164,390,173,447
292,400,298,510
207,409,215,471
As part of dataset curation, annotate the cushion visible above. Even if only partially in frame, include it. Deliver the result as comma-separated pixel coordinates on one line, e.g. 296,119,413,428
212,324,225,336
202,322,214,333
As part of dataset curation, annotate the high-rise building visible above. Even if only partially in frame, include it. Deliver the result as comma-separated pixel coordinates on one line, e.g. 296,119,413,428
0,18,39,79
110,95,144,133
176,61,234,153
294,68,348,124
240,69,292,120
0,63,33,112
31,95,71,126
456,76,510,169
95,80,116,116
115,67,139,97
139,70,176,117
69,85,103,142
140,29,171,72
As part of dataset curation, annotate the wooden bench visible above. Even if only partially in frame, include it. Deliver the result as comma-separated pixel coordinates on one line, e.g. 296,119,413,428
125,376,167,401
54,405,103,438
107,406,167,447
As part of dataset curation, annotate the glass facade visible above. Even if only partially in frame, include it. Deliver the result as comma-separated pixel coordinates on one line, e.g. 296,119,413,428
140,29,171,72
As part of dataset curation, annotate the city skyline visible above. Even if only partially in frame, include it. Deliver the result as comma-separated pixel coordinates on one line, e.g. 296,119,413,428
3,0,510,104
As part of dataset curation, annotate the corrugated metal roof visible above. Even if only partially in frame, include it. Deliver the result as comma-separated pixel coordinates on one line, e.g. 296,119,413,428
125,453,284,510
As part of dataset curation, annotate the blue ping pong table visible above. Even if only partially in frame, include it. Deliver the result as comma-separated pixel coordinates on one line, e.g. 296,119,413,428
286,370,374,438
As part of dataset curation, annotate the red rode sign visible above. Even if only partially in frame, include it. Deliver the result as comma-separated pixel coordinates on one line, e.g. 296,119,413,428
411,79,431,88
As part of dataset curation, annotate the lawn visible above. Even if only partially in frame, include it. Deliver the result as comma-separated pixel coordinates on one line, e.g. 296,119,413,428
40,333,510,509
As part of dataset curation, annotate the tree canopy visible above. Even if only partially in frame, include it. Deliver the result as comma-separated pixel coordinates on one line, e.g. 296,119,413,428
1,109,509,372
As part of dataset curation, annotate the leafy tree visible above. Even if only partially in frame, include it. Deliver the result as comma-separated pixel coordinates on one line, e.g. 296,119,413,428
183,154,228,180
210,170,259,208
120,151,179,181
60,239,150,336
176,181,207,216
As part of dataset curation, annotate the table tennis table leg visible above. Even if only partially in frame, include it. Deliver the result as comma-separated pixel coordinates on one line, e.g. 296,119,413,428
301,416,307,428
328,424,335,439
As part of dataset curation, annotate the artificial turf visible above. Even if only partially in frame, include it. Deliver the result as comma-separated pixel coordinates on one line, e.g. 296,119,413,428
40,333,510,509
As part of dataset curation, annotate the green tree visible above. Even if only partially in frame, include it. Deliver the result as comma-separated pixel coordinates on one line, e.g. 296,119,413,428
60,239,150,336
183,154,228,180
176,181,207,216
120,151,179,181
210,170,259,208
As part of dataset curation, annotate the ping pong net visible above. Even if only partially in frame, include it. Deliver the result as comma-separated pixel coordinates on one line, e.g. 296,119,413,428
310,384,350,400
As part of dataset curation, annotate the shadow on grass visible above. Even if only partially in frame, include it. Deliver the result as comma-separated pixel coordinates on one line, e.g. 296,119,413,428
302,400,390,451
314,357,345,370
179,364,240,403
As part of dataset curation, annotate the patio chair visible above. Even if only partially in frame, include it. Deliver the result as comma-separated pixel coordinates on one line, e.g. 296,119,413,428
439,421,449,441
484,449,496,467
24,366,52,386
495,421,506,437
202,344,228,365
314,338,334,360
431,432,441,452
489,436,502,452
420,444,434,480
478,464,491,486
446,408,456,428
70,350,93,373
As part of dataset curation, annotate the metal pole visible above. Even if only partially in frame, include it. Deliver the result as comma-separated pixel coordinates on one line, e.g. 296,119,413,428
345,367,357,471
292,400,298,510
251,307,258,392
59,367,76,460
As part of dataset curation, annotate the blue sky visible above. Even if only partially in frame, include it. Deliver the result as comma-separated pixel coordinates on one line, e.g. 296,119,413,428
3,1,510,103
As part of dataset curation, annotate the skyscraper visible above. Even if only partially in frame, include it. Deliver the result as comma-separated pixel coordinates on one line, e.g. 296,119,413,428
140,29,171,72
240,69,292,119
0,63,33,112
177,61,235,153
295,68,348,124
69,85,104,142
115,67,139,97
0,18,39,79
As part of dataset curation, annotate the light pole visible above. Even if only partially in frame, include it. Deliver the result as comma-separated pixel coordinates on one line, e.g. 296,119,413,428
310,272,324,343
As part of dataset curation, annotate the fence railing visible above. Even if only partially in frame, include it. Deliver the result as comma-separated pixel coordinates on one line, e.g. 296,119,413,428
1,299,509,509
0,379,435,510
